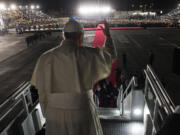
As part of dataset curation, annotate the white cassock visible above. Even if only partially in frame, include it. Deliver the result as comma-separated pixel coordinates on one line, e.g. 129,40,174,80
31,38,116,135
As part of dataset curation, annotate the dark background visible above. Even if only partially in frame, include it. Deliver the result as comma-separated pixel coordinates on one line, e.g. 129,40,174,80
30,0,179,11
1,0,179,12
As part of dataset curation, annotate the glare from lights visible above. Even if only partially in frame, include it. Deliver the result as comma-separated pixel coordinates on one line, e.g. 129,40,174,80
31,5,35,10
131,123,144,134
78,5,112,15
36,5,40,9
0,3,6,10
10,4,17,10
144,105,150,115
101,6,111,13
124,110,131,115
149,12,156,16
133,108,142,116
160,10,163,14
19,5,22,9
25,5,28,9
94,6,100,13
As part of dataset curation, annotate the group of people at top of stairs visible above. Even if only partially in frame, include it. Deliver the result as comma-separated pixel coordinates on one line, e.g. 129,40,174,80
93,78,120,108
93,50,147,108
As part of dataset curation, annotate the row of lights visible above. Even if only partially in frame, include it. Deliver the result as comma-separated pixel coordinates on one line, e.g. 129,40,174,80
132,11,156,16
0,3,40,11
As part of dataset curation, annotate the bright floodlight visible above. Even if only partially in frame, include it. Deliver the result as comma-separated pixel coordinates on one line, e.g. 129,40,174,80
31,5,35,10
10,4,17,10
78,5,112,15
19,5,22,9
0,3,6,10
36,5,40,9
133,108,142,116
101,6,111,13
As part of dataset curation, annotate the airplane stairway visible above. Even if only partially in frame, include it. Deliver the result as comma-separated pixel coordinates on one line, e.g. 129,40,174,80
94,65,176,135
0,65,177,135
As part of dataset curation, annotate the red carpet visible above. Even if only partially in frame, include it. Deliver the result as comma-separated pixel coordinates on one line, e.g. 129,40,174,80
84,26,143,31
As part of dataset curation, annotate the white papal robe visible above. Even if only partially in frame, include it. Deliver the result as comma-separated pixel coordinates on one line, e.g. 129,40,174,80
31,38,116,135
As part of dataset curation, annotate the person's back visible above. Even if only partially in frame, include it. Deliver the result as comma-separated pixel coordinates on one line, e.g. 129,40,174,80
34,39,113,93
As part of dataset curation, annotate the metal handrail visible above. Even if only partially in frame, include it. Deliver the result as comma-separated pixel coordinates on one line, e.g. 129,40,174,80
146,65,175,114
0,82,32,122
122,76,137,98
0,99,22,122
0,82,27,107
144,70,164,107
120,76,137,116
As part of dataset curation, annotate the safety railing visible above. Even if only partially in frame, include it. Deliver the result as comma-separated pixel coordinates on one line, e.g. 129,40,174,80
93,76,137,118
0,82,37,134
144,65,176,134
120,76,137,116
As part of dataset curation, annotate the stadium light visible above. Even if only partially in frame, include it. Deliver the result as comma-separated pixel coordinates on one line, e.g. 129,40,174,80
101,6,111,14
36,5,40,9
10,4,17,10
31,5,35,10
0,3,6,10
78,5,112,15
19,5,22,9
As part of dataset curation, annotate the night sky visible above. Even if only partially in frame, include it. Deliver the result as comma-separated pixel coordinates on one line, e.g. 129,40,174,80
6,0,180,11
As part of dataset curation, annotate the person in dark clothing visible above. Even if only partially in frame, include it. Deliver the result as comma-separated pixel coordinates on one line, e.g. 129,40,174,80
106,82,119,108
112,84,120,107
149,50,154,66
115,67,122,88
122,53,127,68
101,83,111,107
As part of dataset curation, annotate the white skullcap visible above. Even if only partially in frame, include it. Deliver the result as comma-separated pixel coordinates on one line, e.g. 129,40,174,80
64,19,84,33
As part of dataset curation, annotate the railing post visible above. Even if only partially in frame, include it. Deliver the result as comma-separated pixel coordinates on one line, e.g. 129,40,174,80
120,85,124,116
27,88,33,106
22,93,29,115
144,77,148,95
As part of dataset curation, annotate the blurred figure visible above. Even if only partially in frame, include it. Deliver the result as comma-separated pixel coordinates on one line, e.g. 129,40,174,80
122,53,127,68
115,67,122,87
148,50,154,66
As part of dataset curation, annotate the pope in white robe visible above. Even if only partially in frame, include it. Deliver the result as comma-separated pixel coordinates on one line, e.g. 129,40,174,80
31,19,117,135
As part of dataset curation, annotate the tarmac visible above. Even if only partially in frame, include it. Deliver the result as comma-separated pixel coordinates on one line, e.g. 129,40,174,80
0,33,30,63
